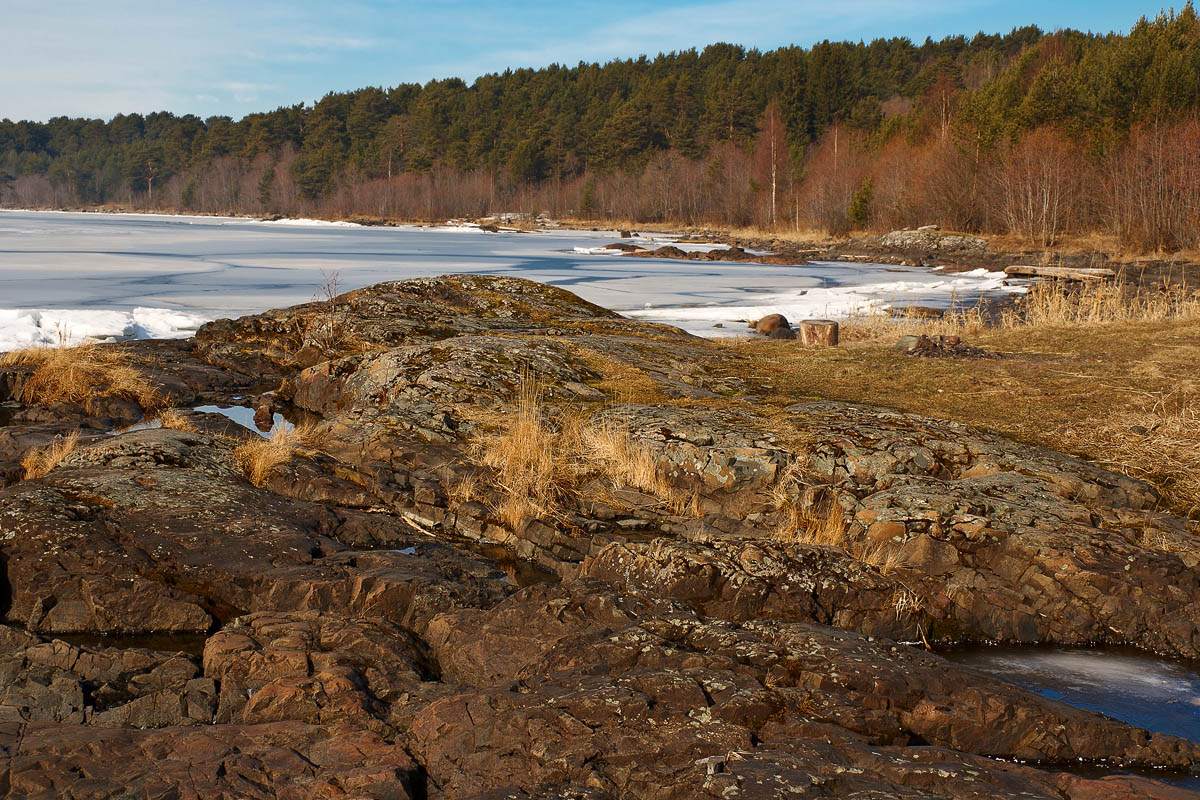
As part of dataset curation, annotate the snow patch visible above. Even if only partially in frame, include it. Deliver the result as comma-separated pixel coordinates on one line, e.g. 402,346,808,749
0,307,209,352
256,217,362,228
624,270,1024,337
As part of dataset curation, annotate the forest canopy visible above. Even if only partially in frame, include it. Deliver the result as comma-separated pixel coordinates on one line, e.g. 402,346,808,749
2,4,1198,250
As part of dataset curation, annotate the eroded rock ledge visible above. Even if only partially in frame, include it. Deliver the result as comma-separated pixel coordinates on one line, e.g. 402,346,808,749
0,275,1197,799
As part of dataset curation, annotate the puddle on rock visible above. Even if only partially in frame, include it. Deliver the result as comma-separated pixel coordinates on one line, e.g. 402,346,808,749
384,539,558,587
944,645,1200,790
471,542,559,587
110,418,163,435
193,404,293,438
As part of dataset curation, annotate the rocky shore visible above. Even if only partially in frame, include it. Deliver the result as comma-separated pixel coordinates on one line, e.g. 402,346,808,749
687,227,1199,289
1,275,1198,799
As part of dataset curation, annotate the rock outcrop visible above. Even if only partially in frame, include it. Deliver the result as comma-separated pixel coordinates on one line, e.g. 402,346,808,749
1,274,1197,799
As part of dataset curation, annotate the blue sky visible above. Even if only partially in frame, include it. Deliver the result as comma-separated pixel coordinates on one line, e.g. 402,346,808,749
1,0,1175,122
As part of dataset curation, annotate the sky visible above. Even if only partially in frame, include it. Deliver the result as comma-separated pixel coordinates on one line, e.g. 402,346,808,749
0,0,1177,122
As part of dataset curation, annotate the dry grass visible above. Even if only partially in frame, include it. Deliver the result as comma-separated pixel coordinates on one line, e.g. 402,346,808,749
21,431,81,479
840,304,989,343
1006,281,1200,327
569,346,668,404
449,473,479,505
855,539,916,575
735,310,1200,517
471,379,700,527
772,476,919,590
233,423,327,488
838,281,1200,345
155,408,196,432
1069,395,1200,518
581,422,669,497
579,422,700,516
986,230,1200,262
0,344,163,414
474,381,573,528
773,481,849,548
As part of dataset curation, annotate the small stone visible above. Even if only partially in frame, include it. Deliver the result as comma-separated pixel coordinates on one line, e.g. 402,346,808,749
768,325,797,340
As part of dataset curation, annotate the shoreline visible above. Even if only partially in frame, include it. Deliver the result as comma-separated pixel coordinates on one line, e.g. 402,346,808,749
0,209,1027,350
4,203,1195,288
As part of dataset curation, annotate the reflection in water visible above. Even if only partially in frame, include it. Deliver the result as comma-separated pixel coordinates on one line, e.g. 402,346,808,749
944,645,1200,790
193,404,292,438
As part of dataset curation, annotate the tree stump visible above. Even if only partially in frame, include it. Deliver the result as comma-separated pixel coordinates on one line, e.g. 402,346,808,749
798,319,838,346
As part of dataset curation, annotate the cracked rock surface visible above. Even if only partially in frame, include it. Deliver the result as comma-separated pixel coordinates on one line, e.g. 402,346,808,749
0,275,1197,799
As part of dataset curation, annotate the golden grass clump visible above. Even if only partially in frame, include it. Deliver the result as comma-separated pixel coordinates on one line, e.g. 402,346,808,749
580,423,670,498
772,475,917,577
1068,395,1200,518
155,408,197,432
840,303,987,343
836,281,1200,344
471,379,698,527
234,423,327,488
579,421,701,516
475,380,570,528
449,473,479,505
772,464,849,546
1005,281,1200,327
21,431,81,479
0,343,162,414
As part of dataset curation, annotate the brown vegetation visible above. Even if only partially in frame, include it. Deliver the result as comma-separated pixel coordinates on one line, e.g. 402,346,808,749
13,116,1196,260
836,280,1200,344
155,408,197,432
61,117,1197,258
21,431,80,479
737,301,1200,517
0,344,162,414
233,423,327,488
473,381,570,528
471,380,697,527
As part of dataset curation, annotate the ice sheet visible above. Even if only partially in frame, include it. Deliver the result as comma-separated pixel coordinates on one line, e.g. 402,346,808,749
0,210,1025,349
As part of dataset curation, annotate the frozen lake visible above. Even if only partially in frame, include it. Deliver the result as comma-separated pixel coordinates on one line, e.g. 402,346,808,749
945,646,1200,790
0,210,1022,349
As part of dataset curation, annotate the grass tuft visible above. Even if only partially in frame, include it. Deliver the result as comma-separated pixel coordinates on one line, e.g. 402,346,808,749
835,281,1200,344
475,380,568,528
772,465,848,547
233,423,326,488
155,408,196,432
1068,395,1200,517
471,379,699,528
0,344,163,414
21,431,81,479
1007,281,1200,327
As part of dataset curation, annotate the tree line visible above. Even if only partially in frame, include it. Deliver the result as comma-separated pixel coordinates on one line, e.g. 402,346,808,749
2,4,1198,250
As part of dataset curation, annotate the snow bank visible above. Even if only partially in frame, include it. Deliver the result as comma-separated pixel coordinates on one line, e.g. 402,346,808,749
572,245,626,255
0,307,210,352
624,272,1024,337
259,217,362,228
574,237,771,257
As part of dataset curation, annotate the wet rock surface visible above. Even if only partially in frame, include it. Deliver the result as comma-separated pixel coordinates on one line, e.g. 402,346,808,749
1,275,1197,798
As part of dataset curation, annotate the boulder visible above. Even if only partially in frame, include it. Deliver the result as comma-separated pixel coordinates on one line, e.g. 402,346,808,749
750,313,790,336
